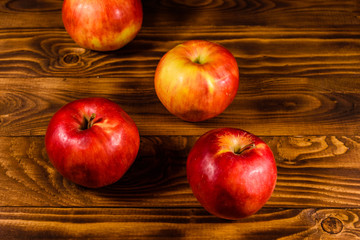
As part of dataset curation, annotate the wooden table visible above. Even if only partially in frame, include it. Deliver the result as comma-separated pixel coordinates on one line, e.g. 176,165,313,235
1,0,360,239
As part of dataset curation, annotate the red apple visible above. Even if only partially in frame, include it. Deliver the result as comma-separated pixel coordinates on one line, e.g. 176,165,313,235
154,40,239,122
187,128,277,220
45,97,140,188
62,0,143,51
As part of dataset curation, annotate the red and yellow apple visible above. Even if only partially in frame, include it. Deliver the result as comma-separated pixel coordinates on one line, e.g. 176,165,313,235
187,128,277,220
45,97,140,188
154,40,239,122
62,0,143,51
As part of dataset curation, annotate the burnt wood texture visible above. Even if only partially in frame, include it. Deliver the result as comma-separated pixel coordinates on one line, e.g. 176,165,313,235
1,0,360,239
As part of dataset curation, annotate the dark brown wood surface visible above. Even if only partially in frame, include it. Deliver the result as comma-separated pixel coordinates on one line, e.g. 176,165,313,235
2,0,360,239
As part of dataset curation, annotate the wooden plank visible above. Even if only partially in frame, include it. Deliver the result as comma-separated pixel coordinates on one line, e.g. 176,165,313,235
1,0,360,29
1,136,360,208
0,0,63,29
0,76,360,136
2,28,360,78
0,207,359,239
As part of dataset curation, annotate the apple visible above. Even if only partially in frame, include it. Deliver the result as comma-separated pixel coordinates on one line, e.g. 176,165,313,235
154,40,239,122
45,97,140,188
62,0,143,51
187,128,277,220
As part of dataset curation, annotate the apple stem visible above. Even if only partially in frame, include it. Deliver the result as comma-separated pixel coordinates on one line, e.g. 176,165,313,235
192,54,206,65
87,113,96,129
234,143,256,155
193,56,202,64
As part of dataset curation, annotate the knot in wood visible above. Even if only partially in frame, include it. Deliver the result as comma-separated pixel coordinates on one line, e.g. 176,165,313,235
63,53,80,64
321,217,343,234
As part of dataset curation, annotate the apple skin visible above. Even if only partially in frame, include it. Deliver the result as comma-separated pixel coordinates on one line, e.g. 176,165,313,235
154,40,239,122
187,128,277,220
62,0,143,51
45,97,140,188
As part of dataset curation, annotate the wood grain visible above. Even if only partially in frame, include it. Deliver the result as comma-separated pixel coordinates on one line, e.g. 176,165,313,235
1,0,360,28
1,136,360,208
2,28,360,78
143,0,360,28
0,76,360,136
0,207,359,239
